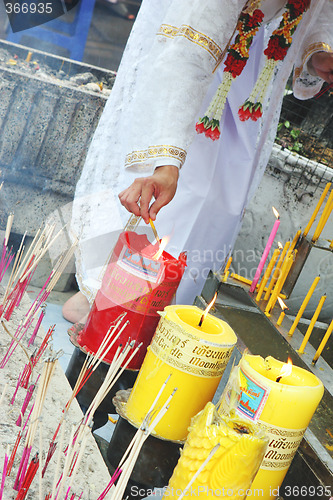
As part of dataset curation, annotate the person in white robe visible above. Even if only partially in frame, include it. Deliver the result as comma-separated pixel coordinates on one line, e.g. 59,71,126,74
64,0,333,323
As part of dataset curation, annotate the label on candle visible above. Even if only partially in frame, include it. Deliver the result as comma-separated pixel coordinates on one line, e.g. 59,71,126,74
117,246,163,284
101,257,176,315
257,422,307,471
221,367,270,421
150,318,234,377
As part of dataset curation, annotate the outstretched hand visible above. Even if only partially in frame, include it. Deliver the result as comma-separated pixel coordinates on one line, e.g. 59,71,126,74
310,51,333,83
118,165,179,223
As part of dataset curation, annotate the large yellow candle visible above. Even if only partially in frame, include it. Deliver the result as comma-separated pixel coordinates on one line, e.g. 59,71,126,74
219,355,324,499
125,305,237,441
288,276,320,337
164,402,268,499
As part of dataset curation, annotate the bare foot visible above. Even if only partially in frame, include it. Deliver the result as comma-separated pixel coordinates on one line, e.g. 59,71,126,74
62,291,90,324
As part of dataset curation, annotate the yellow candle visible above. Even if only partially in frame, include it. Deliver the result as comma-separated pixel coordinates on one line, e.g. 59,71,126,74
303,182,331,237
276,311,285,326
288,276,320,337
224,256,232,274
265,251,294,315
276,298,288,326
164,402,268,499
312,189,333,242
290,229,301,252
125,305,237,441
26,51,33,63
312,318,333,364
264,241,290,301
223,257,232,282
256,248,280,302
298,294,327,354
219,355,324,499
230,273,252,286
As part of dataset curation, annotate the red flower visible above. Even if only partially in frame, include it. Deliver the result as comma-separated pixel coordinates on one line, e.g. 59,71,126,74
224,54,247,77
205,126,221,141
287,0,310,16
264,37,288,61
246,9,264,27
250,104,263,121
203,119,221,141
238,105,252,121
195,121,207,134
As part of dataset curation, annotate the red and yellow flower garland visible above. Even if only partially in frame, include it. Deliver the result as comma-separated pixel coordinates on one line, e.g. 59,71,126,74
196,8,264,140
196,0,311,140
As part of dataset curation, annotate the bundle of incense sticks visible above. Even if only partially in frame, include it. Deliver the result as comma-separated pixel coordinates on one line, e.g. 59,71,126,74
110,382,177,499
0,214,15,285
7,405,35,478
15,452,39,500
16,381,37,427
96,469,122,500
0,234,77,368
14,359,57,492
42,314,129,478
20,326,54,388
52,340,141,500
1,221,73,322
0,445,9,500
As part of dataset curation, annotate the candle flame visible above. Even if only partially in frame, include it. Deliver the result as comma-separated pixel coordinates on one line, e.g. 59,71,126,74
276,358,292,382
153,236,169,260
277,296,288,311
272,206,279,219
199,292,217,327
278,241,283,249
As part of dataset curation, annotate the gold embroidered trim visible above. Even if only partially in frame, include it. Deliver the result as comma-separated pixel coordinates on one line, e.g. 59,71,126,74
125,145,187,168
294,42,333,79
157,24,223,63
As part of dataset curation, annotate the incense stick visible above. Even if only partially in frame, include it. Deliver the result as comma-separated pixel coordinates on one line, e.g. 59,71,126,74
177,444,220,500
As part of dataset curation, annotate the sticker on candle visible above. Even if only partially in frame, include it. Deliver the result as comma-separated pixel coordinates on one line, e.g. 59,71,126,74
222,366,270,421
150,315,234,378
117,246,163,283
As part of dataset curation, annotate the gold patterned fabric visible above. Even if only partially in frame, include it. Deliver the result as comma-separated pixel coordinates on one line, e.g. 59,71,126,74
125,144,187,169
157,24,223,63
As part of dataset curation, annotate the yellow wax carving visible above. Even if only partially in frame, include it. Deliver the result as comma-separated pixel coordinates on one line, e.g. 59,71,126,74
125,305,237,441
218,354,324,499
163,402,268,499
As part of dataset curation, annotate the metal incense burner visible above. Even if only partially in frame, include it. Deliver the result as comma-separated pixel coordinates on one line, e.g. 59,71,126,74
282,234,333,297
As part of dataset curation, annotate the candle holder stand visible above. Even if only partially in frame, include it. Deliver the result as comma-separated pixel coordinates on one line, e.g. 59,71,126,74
106,390,183,498
197,270,333,495
281,235,333,297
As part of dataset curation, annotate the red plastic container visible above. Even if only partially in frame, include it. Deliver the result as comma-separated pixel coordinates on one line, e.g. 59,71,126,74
77,231,186,369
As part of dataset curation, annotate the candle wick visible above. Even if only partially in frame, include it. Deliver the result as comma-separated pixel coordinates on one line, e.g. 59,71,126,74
198,315,204,327
276,376,282,383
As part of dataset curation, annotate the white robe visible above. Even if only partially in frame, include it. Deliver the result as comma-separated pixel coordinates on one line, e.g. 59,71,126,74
72,0,333,305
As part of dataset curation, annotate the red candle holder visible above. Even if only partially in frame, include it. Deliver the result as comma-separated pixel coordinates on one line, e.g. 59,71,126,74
76,231,186,369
